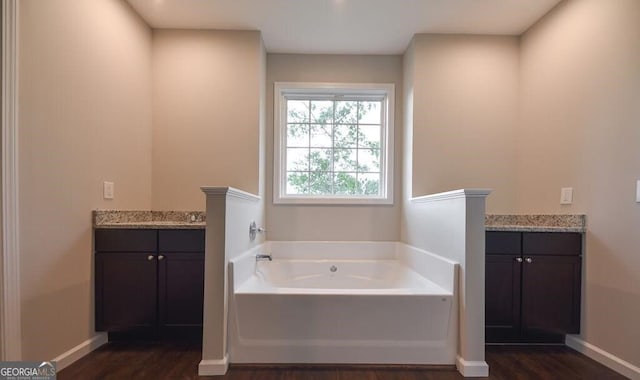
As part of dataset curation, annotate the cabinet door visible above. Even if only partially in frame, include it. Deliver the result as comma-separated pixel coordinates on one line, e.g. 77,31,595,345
521,255,581,335
485,254,522,343
157,252,205,334
95,252,157,332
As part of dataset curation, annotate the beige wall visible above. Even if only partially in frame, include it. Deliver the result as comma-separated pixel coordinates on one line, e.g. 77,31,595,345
18,0,152,360
519,0,640,366
266,54,403,241
409,35,520,213
152,30,263,210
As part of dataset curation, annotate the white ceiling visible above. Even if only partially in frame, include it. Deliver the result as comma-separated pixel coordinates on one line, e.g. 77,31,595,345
126,0,562,54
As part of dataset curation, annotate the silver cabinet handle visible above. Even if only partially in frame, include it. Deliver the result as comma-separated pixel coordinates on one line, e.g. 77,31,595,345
158,255,165,261
525,257,533,263
515,257,523,263
147,255,154,261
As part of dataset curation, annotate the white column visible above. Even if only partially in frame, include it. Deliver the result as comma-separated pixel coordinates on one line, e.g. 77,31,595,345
456,191,490,377
199,186,263,376
198,188,229,375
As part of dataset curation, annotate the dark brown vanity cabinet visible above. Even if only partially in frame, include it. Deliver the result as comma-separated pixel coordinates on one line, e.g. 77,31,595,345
486,231,582,343
95,229,205,340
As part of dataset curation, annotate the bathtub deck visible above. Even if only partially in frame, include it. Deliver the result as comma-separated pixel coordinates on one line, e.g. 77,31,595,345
57,342,627,380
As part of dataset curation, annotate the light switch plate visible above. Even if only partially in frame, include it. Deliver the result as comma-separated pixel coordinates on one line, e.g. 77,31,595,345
103,181,114,200
560,187,573,205
636,180,640,203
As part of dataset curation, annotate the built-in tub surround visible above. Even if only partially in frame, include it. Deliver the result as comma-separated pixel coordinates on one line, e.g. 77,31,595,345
485,214,585,233
93,210,205,229
228,241,458,365
242,260,442,293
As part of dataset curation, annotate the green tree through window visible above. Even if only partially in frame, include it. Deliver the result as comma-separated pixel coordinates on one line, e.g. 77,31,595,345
285,99,382,196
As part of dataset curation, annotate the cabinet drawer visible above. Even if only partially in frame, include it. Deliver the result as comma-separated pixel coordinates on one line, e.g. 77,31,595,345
523,232,582,256
95,229,157,252
159,230,205,252
486,232,521,254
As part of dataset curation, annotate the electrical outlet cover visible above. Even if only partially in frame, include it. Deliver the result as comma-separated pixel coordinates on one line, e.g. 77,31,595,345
103,181,114,200
560,187,573,205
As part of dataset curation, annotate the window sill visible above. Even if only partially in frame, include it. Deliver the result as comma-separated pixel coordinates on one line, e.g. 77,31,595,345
274,196,393,206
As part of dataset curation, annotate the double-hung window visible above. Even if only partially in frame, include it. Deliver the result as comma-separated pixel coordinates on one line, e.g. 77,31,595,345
274,83,394,204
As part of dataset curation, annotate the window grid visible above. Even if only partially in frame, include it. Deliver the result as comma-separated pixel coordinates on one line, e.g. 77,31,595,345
285,98,382,197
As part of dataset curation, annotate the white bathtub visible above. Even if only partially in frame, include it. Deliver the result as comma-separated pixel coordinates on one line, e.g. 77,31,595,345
228,241,458,365
239,259,449,294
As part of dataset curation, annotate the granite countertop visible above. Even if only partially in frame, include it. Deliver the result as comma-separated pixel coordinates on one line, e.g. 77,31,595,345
485,214,586,233
93,210,206,229
94,210,585,233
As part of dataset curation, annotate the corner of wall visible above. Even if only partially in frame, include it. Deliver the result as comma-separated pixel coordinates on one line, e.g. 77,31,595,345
400,36,416,243
403,34,519,213
258,34,267,201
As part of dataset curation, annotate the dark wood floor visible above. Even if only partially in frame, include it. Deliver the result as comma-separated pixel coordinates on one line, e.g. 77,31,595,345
58,342,627,380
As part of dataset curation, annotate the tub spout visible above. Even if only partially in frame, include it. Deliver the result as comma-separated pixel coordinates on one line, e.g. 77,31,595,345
256,254,272,261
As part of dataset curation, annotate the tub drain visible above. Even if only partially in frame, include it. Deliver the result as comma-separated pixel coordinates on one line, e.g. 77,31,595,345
330,265,337,272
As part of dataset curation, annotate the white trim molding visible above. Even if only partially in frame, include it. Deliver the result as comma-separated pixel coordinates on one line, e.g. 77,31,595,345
200,186,261,202
456,356,489,377
52,333,108,371
198,355,229,376
1,0,21,361
566,335,640,379
273,82,395,205
411,189,492,203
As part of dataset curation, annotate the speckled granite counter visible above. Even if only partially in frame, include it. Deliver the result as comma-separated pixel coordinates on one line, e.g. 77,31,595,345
485,214,585,233
94,211,585,232
93,210,206,229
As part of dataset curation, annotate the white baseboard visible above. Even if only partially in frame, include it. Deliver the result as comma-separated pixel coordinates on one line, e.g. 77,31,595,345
566,335,640,380
199,355,229,376
456,355,489,377
52,333,108,371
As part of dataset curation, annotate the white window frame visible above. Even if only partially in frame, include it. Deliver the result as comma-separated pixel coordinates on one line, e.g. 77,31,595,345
273,82,394,205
